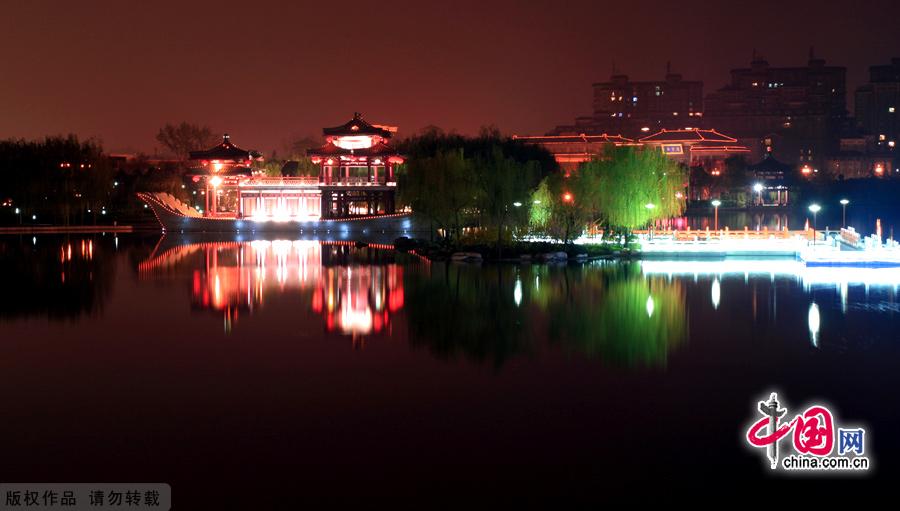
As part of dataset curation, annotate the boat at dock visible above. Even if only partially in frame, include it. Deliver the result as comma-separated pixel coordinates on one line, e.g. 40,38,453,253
138,191,418,234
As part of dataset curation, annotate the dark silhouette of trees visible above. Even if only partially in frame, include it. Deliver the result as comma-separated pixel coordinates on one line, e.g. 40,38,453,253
155,122,217,160
274,135,323,177
396,127,558,246
0,135,114,225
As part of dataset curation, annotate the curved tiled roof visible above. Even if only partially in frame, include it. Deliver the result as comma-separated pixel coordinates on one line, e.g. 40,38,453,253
639,128,738,143
512,133,634,144
189,134,262,161
323,112,394,138
307,141,399,158
747,153,793,171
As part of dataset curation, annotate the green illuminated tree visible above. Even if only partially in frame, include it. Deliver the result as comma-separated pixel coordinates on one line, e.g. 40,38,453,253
473,146,542,255
530,169,599,244
591,146,687,238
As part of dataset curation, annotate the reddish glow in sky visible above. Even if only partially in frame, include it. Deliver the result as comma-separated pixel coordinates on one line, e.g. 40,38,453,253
2,0,899,154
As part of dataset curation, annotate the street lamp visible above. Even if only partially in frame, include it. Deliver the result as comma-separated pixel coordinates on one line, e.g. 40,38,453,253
840,199,849,228
562,192,573,203
753,183,764,206
711,199,721,230
512,202,522,207
14,207,21,225
808,204,821,245
645,203,656,240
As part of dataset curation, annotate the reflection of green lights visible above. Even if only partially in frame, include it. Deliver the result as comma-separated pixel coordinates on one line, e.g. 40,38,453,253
403,263,688,370
542,264,688,368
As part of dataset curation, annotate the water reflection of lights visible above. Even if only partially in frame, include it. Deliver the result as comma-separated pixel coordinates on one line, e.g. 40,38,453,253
514,278,523,307
642,259,900,319
711,278,721,309
808,302,821,348
640,259,900,288
646,295,655,317
140,240,406,338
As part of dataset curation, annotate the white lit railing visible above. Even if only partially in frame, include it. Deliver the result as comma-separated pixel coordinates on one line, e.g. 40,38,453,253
238,176,394,187
239,177,320,187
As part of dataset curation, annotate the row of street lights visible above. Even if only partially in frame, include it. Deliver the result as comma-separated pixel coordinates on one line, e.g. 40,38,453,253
561,191,851,241
808,199,851,245
707,198,850,234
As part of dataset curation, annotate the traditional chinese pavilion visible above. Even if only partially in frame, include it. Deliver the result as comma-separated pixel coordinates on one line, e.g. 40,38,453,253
188,134,262,216
308,112,404,218
747,153,794,206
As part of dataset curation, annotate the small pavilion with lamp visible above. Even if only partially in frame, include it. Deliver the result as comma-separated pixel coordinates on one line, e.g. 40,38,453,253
746,152,794,206
189,134,262,216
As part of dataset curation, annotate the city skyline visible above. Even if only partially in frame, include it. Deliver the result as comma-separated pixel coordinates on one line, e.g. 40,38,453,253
2,0,900,154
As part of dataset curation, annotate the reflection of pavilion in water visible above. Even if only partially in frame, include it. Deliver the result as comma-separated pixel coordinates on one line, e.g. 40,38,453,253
139,240,404,337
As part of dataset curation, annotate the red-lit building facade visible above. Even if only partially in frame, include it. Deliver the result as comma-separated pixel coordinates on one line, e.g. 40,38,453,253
638,129,750,200
511,133,633,172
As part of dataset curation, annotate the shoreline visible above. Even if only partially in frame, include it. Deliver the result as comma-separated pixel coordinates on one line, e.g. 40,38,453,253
0,225,137,234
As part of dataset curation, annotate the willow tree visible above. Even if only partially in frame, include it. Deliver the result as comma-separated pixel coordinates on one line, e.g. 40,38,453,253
474,146,542,254
397,149,476,243
588,146,687,238
530,169,599,244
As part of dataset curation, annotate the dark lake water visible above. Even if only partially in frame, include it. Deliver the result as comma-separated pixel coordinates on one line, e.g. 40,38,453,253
1,233,897,504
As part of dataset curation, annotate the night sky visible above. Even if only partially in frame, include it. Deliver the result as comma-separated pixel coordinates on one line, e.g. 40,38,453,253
2,0,899,154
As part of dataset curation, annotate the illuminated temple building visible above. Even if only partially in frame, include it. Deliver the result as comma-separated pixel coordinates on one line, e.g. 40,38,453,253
186,113,403,221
